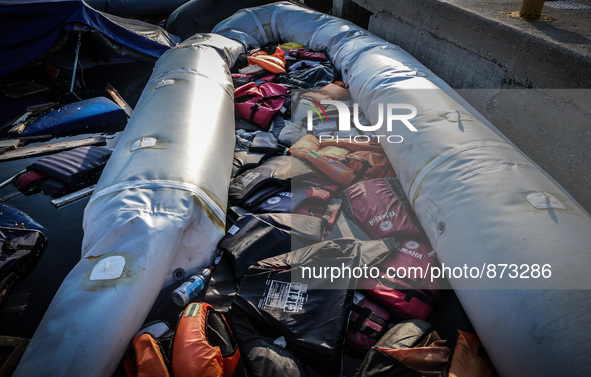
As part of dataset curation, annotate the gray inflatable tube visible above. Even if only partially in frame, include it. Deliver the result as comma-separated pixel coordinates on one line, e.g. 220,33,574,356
14,34,242,377
211,2,591,377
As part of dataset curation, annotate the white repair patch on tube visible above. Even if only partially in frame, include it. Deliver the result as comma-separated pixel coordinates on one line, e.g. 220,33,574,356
445,112,472,123
527,192,566,210
155,78,175,89
90,256,126,281
131,137,157,152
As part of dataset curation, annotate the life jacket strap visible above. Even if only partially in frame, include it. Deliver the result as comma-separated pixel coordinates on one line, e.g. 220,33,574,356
378,276,437,306
350,305,387,339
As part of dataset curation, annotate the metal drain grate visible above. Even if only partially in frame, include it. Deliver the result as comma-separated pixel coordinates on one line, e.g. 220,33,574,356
545,1,591,10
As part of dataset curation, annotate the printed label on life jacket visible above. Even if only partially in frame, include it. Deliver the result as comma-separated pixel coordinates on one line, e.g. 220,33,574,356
266,192,292,205
266,196,282,204
259,280,308,313
398,240,426,260
368,211,397,226
231,172,260,190
379,221,393,232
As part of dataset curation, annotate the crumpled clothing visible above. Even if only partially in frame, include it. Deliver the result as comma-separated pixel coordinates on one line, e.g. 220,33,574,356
235,129,262,151
288,63,337,89
239,64,266,75
287,60,323,72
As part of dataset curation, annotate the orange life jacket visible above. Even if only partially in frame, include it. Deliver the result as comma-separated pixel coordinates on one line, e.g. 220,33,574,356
301,82,350,102
247,46,286,73
448,330,495,377
289,133,320,159
303,150,372,187
123,333,170,377
290,134,395,184
172,302,240,377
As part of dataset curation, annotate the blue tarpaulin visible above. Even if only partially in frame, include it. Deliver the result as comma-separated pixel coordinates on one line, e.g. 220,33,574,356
0,0,180,78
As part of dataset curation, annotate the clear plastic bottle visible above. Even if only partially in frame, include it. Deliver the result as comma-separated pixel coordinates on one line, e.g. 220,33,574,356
171,268,212,307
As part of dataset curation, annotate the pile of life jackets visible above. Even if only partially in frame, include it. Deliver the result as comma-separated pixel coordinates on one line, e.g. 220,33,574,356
121,42,498,377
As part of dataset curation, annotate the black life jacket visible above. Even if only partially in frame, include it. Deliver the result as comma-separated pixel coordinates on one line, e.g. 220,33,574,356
0,226,47,306
230,238,394,377
353,320,450,377
232,151,267,178
228,314,311,377
220,213,326,280
228,156,315,209
204,213,326,311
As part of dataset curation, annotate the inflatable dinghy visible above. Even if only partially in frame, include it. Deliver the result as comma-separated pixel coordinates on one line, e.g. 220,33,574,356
15,2,591,377
13,34,242,377
212,4,591,377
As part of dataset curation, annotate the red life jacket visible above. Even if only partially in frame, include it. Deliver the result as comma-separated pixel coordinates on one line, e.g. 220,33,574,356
288,48,328,61
360,239,440,320
14,170,48,194
171,302,240,377
343,178,424,240
346,293,397,354
234,82,287,129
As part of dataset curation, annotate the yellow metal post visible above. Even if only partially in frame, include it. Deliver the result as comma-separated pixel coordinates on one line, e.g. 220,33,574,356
519,0,556,20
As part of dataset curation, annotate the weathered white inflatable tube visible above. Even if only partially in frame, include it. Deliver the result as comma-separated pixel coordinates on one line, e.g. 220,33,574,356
212,2,591,377
13,34,242,377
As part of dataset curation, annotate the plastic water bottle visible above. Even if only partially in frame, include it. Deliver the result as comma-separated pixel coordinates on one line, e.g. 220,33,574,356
171,268,212,307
